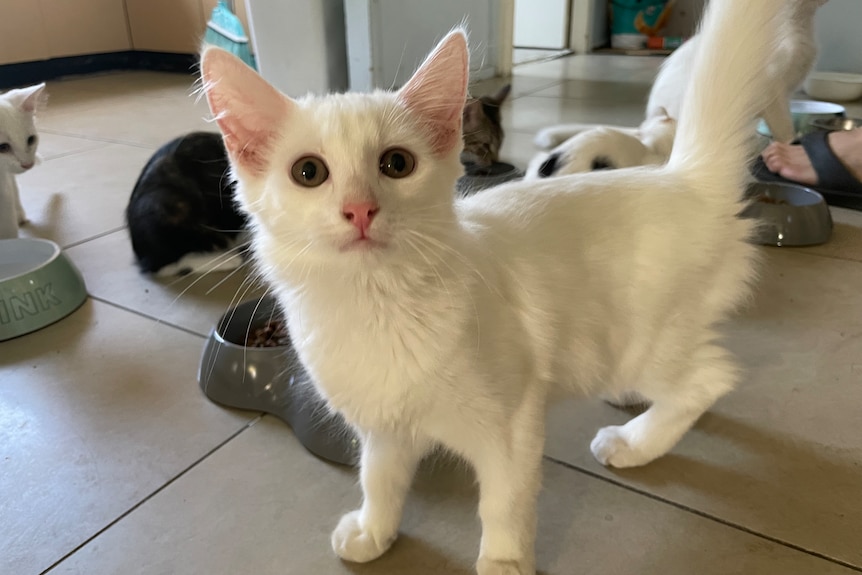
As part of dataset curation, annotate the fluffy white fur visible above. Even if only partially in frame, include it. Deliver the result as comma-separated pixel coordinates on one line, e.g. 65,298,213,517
153,242,246,278
0,83,45,239
526,112,677,179
646,0,826,143
200,0,784,571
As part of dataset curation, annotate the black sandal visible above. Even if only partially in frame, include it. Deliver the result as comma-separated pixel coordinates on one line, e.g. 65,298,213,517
752,130,862,210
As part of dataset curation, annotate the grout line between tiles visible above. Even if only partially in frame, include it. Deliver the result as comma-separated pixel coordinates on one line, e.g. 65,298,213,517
789,249,862,266
39,143,112,162
38,415,265,575
38,128,160,150
87,295,208,340
511,80,564,100
62,226,128,250
543,455,862,573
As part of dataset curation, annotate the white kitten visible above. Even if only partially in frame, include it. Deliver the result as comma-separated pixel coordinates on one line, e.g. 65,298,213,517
526,111,676,179
200,0,783,571
646,0,826,143
0,83,45,239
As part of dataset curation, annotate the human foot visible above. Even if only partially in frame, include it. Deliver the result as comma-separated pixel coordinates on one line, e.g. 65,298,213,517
761,128,862,186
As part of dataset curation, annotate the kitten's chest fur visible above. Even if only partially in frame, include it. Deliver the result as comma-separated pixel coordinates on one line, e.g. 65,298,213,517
279,269,471,430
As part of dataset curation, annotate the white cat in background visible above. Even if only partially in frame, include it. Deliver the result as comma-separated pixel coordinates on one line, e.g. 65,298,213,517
529,0,824,180
0,83,45,240
646,0,826,143
200,0,784,570
526,110,676,179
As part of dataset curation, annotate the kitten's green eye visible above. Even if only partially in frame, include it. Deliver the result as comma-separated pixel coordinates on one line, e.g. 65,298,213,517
0,143,10,154
290,156,329,188
379,148,415,179
27,135,37,147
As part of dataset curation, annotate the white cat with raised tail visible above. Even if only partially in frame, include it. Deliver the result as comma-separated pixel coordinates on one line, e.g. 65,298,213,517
646,0,827,144
200,0,783,570
0,83,46,239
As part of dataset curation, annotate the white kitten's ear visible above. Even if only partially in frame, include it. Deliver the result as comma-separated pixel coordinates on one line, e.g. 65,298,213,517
7,83,47,113
200,47,291,176
397,29,469,156
657,106,671,120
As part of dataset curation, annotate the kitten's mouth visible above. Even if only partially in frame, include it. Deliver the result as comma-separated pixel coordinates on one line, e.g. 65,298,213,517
19,162,34,171
340,236,385,252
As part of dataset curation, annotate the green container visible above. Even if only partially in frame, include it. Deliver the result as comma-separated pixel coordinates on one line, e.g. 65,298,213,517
610,0,671,49
0,238,87,341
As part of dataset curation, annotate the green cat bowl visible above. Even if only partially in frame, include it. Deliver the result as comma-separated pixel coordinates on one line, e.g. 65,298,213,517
757,100,845,139
0,238,87,341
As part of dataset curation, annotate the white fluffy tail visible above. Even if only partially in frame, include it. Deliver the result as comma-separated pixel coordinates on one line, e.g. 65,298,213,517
666,0,784,195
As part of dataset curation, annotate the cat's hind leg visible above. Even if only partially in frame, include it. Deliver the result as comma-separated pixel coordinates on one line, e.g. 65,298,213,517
591,343,736,468
332,431,430,563
761,94,796,144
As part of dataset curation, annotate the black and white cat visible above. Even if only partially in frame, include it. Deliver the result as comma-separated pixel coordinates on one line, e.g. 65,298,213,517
126,131,248,276
0,83,46,239
527,110,677,179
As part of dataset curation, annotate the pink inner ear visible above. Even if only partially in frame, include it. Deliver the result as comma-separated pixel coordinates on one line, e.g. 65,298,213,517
9,84,46,113
398,30,469,156
201,48,291,175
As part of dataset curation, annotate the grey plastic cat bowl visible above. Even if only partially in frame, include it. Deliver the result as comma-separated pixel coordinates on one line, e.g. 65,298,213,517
741,182,833,247
198,296,360,465
0,238,87,341
457,161,524,196
809,116,862,132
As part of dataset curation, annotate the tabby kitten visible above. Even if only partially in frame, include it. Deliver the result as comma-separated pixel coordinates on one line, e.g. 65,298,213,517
460,83,510,168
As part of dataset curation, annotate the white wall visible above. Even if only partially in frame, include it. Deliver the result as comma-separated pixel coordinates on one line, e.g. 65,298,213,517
345,0,499,91
814,0,862,73
246,0,348,97
513,0,568,49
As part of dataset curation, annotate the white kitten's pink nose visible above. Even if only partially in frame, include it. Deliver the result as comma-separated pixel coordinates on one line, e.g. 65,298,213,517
342,201,379,236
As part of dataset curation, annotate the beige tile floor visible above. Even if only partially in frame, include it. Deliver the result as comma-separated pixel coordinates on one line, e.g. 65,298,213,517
3,54,862,575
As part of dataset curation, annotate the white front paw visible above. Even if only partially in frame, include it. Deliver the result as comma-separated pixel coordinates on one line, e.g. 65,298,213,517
331,509,395,563
477,556,534,575
590,425,651,468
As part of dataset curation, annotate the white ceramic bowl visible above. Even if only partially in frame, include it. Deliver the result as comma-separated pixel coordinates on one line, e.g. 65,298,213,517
756,99,845,139
0,238,88,341
804,72,862,102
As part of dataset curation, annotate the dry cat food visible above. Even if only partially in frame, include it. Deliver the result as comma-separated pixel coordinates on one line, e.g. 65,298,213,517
246,319,291,347
757,195,788,205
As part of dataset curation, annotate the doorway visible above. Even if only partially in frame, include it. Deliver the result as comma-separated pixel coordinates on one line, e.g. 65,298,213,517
512,0,572,65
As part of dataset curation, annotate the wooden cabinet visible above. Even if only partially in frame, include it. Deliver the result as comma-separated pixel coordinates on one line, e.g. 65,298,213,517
39,0,131,57
0,0,255,66
0,1,51,65
125,0,254,54
126,0,206,54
